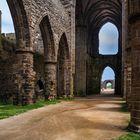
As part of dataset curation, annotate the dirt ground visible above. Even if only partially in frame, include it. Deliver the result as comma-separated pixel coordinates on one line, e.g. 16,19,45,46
0,94,129,140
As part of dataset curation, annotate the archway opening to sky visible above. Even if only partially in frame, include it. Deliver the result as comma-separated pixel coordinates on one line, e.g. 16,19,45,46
0,0,15,33
101,66,115,94
106,82,112,89
99,22,118,55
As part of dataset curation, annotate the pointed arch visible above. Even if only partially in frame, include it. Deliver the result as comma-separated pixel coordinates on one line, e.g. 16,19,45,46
99,22,119,55
58,33,70,60
57,33,70,97
7,0,31,48
101,66,115,81
101,66,115,94
39,15,55,62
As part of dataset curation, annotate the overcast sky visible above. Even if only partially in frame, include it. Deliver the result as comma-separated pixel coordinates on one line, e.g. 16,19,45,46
0,0,116,81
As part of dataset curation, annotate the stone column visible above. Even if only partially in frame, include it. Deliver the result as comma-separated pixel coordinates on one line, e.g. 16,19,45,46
44,61,57,99
122,0,128,99
128,0,140,132
64,60,71,97
75,25,87,96
13,48,35,105
129,20,140,132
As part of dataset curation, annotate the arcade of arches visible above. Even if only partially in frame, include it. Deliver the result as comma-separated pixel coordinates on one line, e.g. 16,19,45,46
0,0,140,133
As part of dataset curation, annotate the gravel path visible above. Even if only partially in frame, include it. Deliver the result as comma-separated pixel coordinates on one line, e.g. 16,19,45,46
0,94,129,140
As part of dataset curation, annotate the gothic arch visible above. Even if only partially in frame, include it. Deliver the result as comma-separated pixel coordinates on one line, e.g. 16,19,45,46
39,15,56,98
98,22,119,55
7,0,31,48
39,15,55,62
57,33,71,97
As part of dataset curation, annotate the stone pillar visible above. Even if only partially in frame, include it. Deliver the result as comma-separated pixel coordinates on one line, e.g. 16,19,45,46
129,20,140,132
115,70,122,95
13,48,35,105
128,0,140,132
75,25,87,96
122,0,128,99
64,60,71,97
44,61,57,99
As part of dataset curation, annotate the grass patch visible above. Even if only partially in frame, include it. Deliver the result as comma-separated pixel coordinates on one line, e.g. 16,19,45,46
0,97,74,120
115,133,140,140
0,99,60,120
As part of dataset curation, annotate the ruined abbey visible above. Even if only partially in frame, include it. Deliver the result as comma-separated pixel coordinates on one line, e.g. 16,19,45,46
0,0,140,133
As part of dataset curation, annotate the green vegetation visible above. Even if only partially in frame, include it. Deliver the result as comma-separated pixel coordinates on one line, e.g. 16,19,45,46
107,85,112,89
0,99,60,119
115,133,140,140
115,102,140,140
120,102,129,113
0,97,74,120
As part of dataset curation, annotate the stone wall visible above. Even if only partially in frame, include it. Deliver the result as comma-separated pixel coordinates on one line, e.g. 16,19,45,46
75,0,122,96
0,36,17,103
128,0,140,132
4,0,75,104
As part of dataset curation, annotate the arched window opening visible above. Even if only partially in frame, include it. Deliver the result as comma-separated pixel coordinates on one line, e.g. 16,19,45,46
101,66,115,94
99,22,119,55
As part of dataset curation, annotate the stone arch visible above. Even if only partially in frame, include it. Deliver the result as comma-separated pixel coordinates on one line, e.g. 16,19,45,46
39,15,55,62
57,33,71,97
105,81,113,89
7,0,31,48
100,65,119,94
2,0,36,105
102,80,115,90
89,18,122,57
39,15,56,98
75,0,122,96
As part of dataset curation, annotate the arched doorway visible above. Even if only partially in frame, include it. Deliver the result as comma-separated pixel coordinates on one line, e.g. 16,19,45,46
57,33,70,98
101,66,115,94
106,82,113,89
75,0,122,96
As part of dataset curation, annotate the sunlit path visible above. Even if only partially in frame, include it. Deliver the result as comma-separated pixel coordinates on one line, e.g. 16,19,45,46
0,95,129,140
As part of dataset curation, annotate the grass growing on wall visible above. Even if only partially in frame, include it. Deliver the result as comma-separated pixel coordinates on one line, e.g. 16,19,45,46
0,99,60,119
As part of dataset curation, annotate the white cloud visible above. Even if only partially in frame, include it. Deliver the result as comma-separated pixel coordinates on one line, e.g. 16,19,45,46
0,0,15,33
